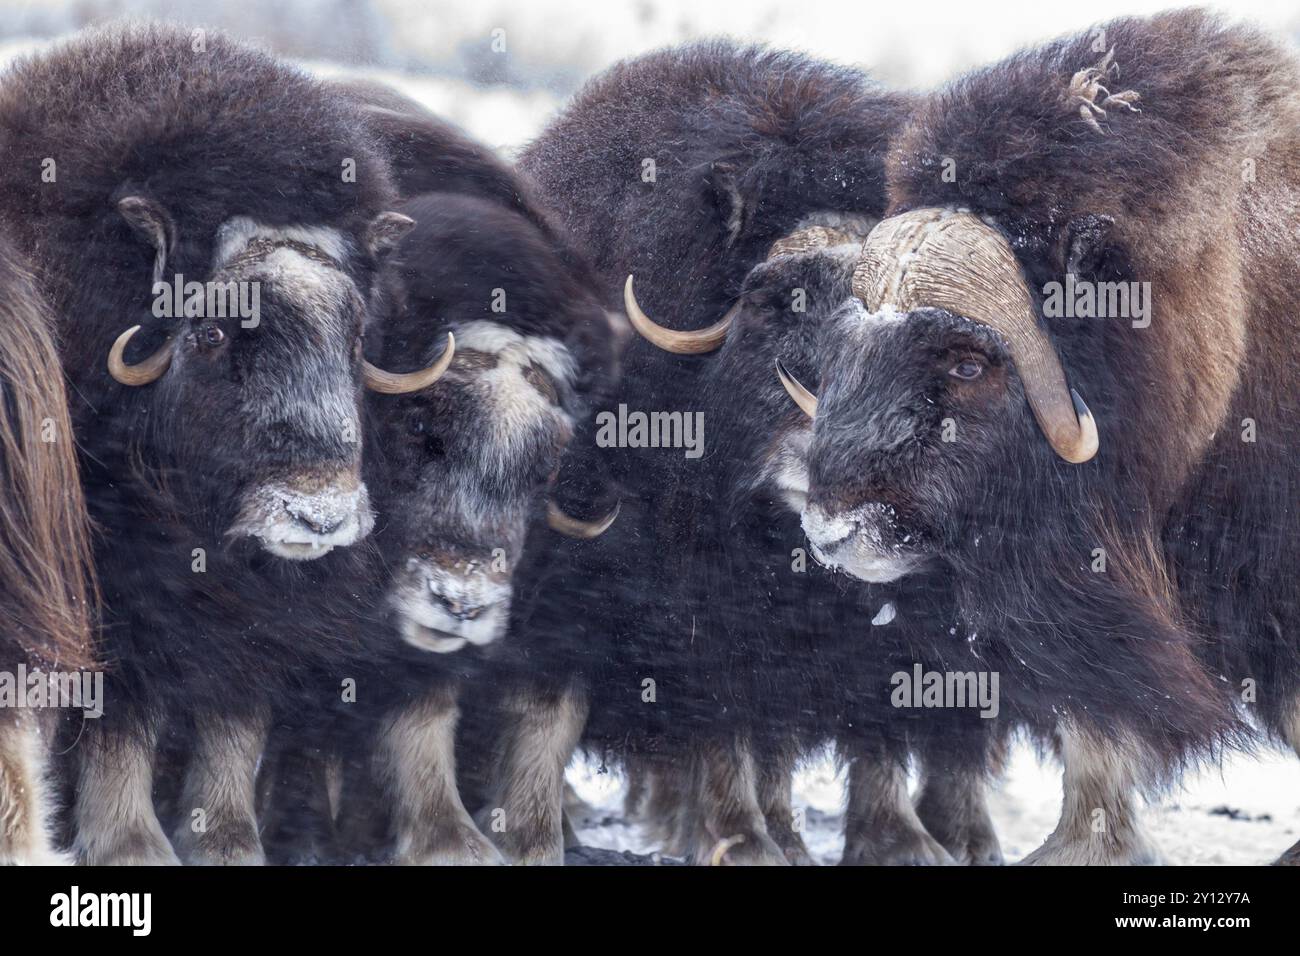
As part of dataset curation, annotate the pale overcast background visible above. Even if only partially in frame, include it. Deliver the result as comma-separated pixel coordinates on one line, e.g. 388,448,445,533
1,0,1299,150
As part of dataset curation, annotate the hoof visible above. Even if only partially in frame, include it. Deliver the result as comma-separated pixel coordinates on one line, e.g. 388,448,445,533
0,842,73,866
396,825,506,866
1019,832,1165,866
77,830,182,867
778,840,818,866
697,829,791,866
766,824,817,865
953,831,1004,867
916,801,1003,865
172,820,265,866
841,822,956,866
483,823,565,866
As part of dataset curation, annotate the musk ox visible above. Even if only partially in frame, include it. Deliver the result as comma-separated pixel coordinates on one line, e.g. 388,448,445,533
254,85,617,865
0,238,95,864
789,9,1290,863
0,24,452,864
466,42,1007,866
617,219,1008,866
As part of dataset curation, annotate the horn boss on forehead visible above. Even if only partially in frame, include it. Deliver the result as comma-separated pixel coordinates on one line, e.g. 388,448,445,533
851,207,1098,464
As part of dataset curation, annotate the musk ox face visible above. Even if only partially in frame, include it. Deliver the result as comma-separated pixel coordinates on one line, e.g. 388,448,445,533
374,323,576,653
725,249,864,514
791,208,1100,583
625,213,877,520
361,191,608,654
107,200,441,561
801,303,1024,582
200,219,375,559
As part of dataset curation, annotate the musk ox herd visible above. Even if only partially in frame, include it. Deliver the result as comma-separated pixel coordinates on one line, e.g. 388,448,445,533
0,8,1297,867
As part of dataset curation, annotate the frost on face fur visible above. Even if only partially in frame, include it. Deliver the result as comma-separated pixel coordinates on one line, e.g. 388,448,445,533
228,479,375,560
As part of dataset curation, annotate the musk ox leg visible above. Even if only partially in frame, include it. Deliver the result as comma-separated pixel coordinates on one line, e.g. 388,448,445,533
840,751,954,865
378,687,502,866
259,743,337,865
619,754,689,855
480,686,587,865
682,737,789,866
74,716,179,865
913,766,1003,866
1020,723,1164,865
333,750,392,864
756,749,815,865
171,709,269,866
0,709,68,865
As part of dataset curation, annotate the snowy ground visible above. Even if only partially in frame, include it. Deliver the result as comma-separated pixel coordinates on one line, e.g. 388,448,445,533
568,740,1300,865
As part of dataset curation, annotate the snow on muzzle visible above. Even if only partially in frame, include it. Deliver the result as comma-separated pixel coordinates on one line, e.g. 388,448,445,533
228,472,375,560
801,501,924,584
389,556,511,654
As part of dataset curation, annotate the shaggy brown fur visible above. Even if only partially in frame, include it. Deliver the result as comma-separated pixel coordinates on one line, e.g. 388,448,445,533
0,240,93,673
900,8,1300,721
803,9,1298,861
0,238,93,864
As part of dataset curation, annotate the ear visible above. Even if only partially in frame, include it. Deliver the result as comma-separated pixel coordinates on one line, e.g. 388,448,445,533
116,196,176,284
706,160,746,248
1062,213,1115,277
365,211,416,261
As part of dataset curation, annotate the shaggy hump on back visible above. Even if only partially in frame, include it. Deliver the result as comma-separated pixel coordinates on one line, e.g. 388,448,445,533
523,41,913,316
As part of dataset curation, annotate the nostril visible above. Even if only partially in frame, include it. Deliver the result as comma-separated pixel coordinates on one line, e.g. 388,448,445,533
431,591,487,621
298,514,344,535
283,502,344,535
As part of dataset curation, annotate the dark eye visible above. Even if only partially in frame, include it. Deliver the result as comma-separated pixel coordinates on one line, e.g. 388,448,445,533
200,326,226,349
407,418,425,436
949,358,984,381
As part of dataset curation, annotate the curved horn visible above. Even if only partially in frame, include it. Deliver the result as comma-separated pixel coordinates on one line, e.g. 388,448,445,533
547,500,620,540
364,332,455,395
624,275,736,355
107,325,173,386
775,359,818,418
852,208,1099,464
